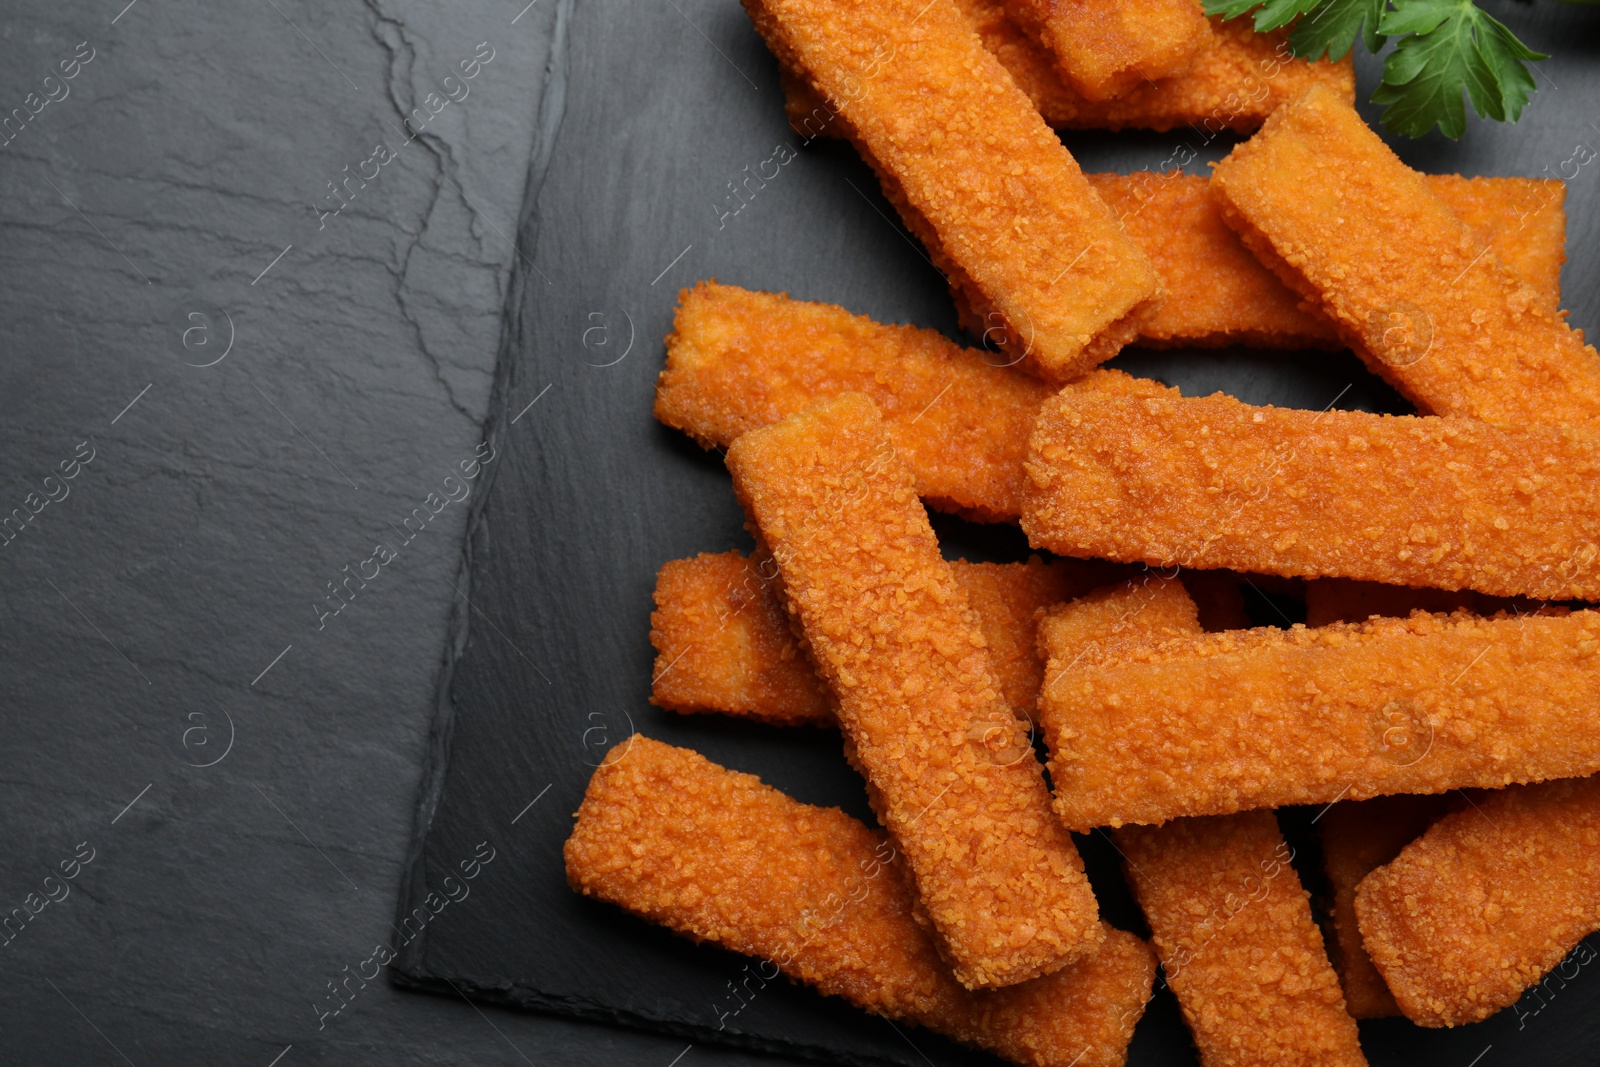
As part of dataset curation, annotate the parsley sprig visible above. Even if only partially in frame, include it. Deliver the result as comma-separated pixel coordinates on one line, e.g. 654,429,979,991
1205,0,1548,139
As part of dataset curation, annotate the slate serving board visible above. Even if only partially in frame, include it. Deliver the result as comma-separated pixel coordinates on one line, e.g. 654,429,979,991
391,0,1600,1062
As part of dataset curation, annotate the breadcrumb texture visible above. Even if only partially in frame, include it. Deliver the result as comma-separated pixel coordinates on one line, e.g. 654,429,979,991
650,550,1123,725
742,0,1161,382
657,281,1177,521
1000,0,1207,101
782,1,1354,134
1119,812,1367,1067
1088,172,1564,350
565,737,1157,1066
1211,85,1600,428
1317,794,1455,1018
1037,608,1600,831
1356,775,1600,1027
726,394,1101,988
1021,390,1600,601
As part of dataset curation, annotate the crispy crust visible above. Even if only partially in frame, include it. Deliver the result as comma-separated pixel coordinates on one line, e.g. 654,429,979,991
1021,390,1600,601
650,550,1125,725
1037,608,1600,831
565,737,1158,1066
725,394,1101,988
1303,578,1521,629
1119,812,1367,1067
1355,775,1600,1027
656,282,1178,521
1316,794,1455,1019
1211,85,1600,428
1000,0,1207,101
782,2,1354,134
742,0,1162,382
1088,172,1563,350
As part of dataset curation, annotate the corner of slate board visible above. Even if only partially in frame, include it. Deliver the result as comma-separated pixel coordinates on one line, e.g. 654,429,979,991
391,0,1600,1064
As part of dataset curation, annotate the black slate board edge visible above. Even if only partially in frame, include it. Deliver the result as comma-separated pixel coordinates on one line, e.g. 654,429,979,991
390,0,576,983
390,967,935,1067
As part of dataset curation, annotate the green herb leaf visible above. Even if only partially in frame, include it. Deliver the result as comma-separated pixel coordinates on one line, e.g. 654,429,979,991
1372,0,1545,139
1288,0,1387,60
1203,0,1321,34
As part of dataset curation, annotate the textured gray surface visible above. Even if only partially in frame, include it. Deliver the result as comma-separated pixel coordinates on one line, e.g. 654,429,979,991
0,1,791,1064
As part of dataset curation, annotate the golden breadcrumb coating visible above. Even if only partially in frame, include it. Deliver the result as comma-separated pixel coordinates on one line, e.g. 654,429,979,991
1303,579,1520,628
1036,575,1201,690
783,2,1354,134
1119,812,1367,1067
656,282,1177,521
565,737,1158,1066
1316,794,1455,1019
1211,85,1600,428
1000,0,1207,101
1088,172,1564,349
1038,608,1600,831
1021,390,1600,601
1355,775,1600,1028
741,0,1162,382
650,550,1124,725
726,394,1101,988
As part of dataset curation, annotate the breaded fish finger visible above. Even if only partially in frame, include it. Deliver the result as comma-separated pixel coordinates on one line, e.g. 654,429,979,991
1000,0,1208,101
1021,390,1600,601
784,2,1354,135
1303,579,1521,628
1355,775,1600,1027
1037,609,1600,831
1090,172,1564,350
1119,812,1367,1067
649,551,1121,725
726,394,1101,988
743,0,1162,381
1211,85,1600,428
1316,794,1454,1019
565,736,1157,1067
657,281,1176,521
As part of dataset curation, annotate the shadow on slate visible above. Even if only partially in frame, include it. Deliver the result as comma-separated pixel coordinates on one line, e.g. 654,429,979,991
390,0,1600,1062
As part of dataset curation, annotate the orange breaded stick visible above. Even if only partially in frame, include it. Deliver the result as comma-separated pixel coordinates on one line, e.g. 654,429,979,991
1355,775,1600,1027
783,2,1353,135
565,737,1158,1067
650,550,1123,726
1045,583,1366,1063
726,394,1101,988
657,281,1177,521
1119,812,1367,1067
1000,0,1208,101
1090,172,1564,349
1211,85,1600,428
1036,608,1600,832
1021,390,1600,601
1316,794,1454,1019
743,0,1162,382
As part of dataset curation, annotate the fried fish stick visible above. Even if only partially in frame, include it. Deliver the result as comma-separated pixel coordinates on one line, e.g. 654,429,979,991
657,281,1177,521
1211,85,1600,428
726,394,1101,988
565,737,1157,1066
1316,794,1454,1019
1119,812,1367,1067
1000,0,1208,101
650,551,1122,725
784,2,1354,135
1037,608,1600,831
1089,172,1564,349
744,0,1162,382
1355,775,1600,1027
1021,390,1600,601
